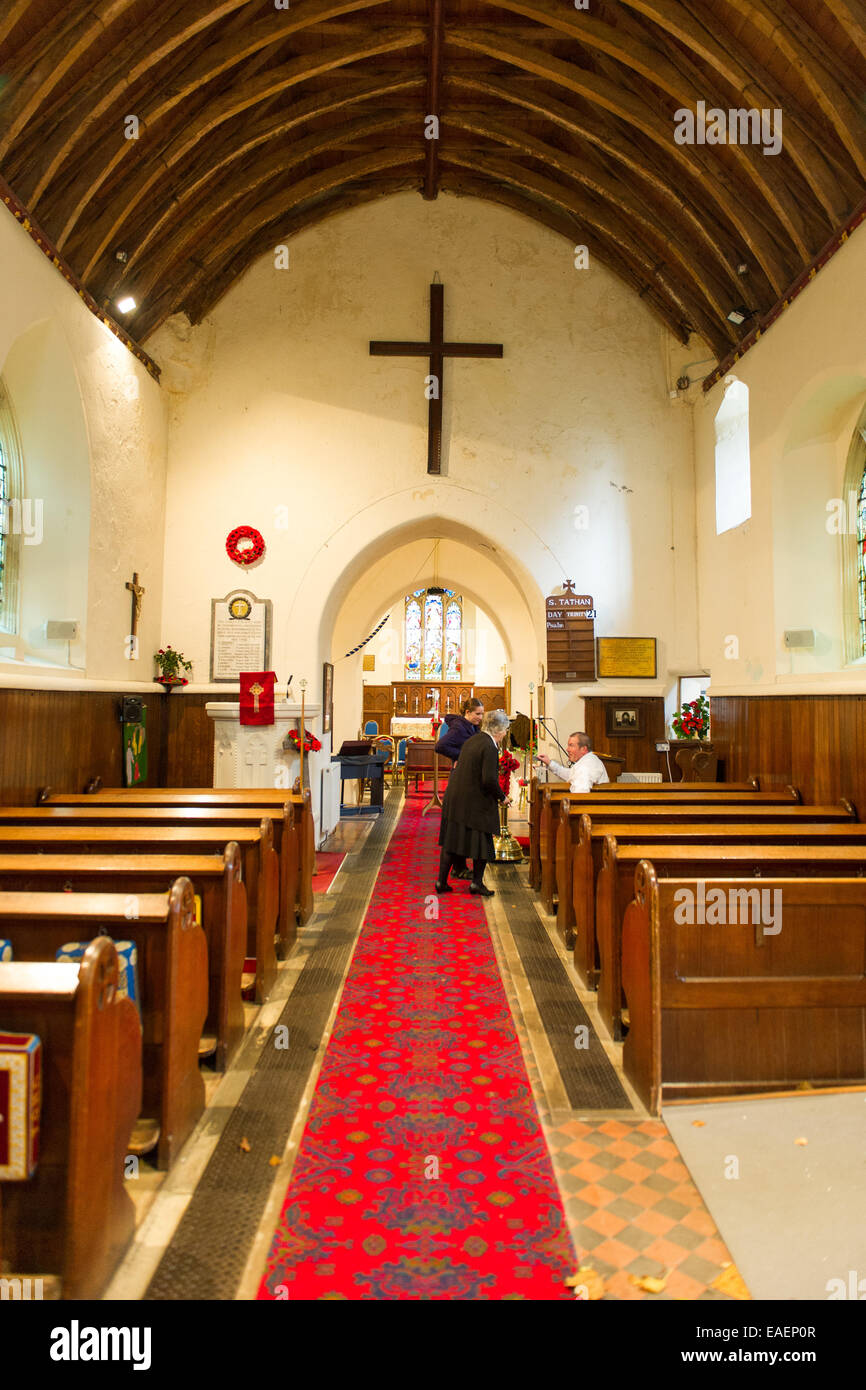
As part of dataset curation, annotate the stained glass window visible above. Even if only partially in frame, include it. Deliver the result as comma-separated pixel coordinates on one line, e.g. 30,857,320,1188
445,599,462,679
405,588,462,680
0,435,7,619
424,593,443,678
405,597,422,680
0,380,23,636
857,467,866,655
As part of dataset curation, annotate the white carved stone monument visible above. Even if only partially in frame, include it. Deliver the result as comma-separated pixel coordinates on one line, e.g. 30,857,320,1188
205,701,338,845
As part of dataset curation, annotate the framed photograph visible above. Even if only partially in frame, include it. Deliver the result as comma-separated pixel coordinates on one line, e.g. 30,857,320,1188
606,703,643,737
322,661,334,735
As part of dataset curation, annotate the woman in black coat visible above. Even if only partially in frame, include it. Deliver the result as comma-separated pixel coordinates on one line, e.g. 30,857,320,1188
435,709,510,897
434,697,484,879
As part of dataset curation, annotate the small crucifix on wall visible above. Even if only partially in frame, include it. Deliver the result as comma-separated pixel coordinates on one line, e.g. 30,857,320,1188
125,571,145,660
370,282,503,475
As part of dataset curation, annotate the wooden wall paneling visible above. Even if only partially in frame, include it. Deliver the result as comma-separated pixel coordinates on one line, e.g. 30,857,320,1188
583,697,666,774
164,692,235,788
0,689,164,803
710,695,866,812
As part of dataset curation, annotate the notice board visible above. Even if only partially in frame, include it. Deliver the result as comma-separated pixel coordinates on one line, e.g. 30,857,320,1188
545,585,596,682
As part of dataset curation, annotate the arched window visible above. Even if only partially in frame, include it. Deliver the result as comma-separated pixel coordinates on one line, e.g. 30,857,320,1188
405,588,462,680
857,465,866,657
0,379,24,635
714,377,751,534
841,404,866,663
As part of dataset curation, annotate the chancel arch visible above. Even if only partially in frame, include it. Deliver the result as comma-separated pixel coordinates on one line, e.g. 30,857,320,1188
326,529,540,748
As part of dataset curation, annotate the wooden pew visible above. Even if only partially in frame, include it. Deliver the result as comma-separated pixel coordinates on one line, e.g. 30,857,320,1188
573,813,866,992
622,864,866,1113
557,796,856,948
0,938,141,1299
537,783,802,913
0,849,245,1070
597,839,866,1043
0,879,206,1170
3,802,298,962
527,775,771,889
592,778,761,791
0,823,278,1004
42,787,315,929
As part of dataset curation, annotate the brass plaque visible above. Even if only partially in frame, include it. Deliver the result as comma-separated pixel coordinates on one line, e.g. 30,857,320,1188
596,637,657,679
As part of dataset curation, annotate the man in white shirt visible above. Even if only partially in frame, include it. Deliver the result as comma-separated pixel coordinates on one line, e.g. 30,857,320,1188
537,731,609,793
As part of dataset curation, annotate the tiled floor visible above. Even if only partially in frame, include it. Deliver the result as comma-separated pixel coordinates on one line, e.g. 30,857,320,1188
544,1117,745,1300
486,863,749,1301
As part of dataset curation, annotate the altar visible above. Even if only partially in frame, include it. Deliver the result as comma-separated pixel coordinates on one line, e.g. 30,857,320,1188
205,701,338,847
390,716,437,740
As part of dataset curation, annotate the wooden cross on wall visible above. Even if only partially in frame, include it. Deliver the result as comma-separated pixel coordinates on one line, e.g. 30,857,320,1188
125,571,145,659
370,282,503,475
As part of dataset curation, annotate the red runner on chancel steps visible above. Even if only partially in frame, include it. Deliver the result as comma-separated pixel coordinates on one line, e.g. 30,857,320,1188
257,796,576,1299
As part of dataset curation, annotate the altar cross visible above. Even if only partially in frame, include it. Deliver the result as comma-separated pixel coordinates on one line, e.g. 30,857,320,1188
370,282,503,475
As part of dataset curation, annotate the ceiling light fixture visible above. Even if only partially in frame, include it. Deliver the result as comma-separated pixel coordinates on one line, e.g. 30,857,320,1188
726,305,754,325
116,295,137,314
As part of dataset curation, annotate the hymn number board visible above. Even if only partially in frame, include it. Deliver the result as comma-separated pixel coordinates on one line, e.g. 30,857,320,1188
545,586,597,683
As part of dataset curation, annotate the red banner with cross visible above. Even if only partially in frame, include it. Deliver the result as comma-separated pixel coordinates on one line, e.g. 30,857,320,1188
239,670,277,726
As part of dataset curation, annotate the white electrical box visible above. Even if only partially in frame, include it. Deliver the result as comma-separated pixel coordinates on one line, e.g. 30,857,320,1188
45,621,80,641
783,629,815,650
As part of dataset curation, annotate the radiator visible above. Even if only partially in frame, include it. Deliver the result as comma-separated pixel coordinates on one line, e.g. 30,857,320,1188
617,772,663,783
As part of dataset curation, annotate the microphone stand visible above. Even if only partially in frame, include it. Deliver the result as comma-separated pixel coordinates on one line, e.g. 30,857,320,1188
536,716,571,765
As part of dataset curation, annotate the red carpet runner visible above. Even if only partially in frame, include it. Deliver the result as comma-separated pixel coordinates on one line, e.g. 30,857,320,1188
257,796,576,1299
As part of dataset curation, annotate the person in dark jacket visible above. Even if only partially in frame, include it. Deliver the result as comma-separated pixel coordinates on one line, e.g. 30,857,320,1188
435,697,484,762
434,698,484,879
435,709,510,898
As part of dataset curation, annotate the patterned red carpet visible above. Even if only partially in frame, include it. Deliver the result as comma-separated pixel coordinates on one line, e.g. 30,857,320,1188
257,795,576,1299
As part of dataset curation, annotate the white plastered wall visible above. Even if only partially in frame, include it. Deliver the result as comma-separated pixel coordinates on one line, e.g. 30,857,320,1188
693,221,866,693
0,204,167,686
149,192,697,728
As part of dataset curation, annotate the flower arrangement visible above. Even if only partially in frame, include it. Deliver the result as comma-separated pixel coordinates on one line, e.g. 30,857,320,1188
498,749,520,796
285,727,322,754
671,694,710,740
154,646,192,684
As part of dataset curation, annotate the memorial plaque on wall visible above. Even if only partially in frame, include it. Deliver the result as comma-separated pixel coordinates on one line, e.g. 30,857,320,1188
545,584,596,682
210,589,272,682
596,636,658,679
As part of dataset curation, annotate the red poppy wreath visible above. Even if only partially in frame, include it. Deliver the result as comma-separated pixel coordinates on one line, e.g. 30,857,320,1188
226,525,265,566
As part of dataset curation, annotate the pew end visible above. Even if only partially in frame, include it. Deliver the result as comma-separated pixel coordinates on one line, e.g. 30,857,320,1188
0,939,141,1299
622,866,866,1115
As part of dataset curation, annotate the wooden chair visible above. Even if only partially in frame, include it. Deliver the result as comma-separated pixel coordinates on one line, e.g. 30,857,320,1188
373,735,396,785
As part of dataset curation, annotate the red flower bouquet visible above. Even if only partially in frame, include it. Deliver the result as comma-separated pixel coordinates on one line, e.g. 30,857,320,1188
671,695,710,740
498,749,520,796
286,728,322,754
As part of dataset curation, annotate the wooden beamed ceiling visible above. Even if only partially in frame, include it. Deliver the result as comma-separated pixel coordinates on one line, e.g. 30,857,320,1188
1,0,864,356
